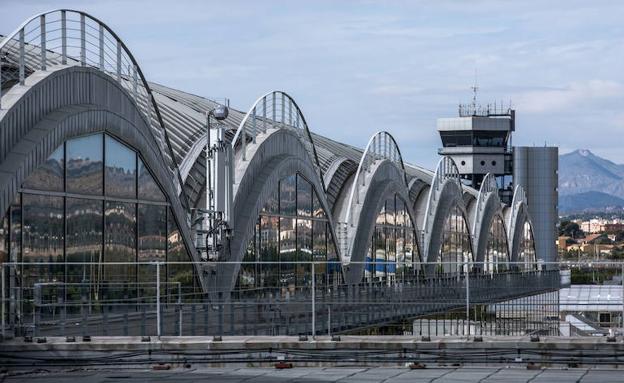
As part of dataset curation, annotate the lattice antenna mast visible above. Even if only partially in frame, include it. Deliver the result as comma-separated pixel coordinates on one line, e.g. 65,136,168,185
471,69,479,111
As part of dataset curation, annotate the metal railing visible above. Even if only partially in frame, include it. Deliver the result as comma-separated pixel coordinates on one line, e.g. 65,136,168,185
0,9,190,209
0,260,568,339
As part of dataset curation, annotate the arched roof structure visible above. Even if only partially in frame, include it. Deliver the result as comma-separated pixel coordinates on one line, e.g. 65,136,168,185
0,9,547,296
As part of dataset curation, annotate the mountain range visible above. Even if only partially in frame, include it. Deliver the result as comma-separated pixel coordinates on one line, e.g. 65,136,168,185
559,149,624,213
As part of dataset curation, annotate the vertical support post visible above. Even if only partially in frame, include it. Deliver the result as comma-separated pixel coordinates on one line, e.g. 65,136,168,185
289,99,292,126
61,11,67,64
34,285,41,337
178,283,182,336
132,65,138,100
465,262,470,336
311,262,316,338
19,29,25,85
0,61,2,110
1,265,4,339
621,264,624,329
80,13,86,66
252,107,257,144
242,112,247,161
272,92,276,122
116,41,121,82
40,15,46,71
99,24,104,70
156,262,161,339
281,93,285,124
262,97,267,133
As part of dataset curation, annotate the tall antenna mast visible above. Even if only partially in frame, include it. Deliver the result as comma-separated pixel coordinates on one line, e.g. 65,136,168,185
471,68,479,111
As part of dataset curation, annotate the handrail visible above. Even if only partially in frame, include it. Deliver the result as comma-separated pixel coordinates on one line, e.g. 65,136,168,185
0,9,190,210
232,90,326,192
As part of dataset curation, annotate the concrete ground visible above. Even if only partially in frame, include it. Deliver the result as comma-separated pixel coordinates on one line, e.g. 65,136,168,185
1,366,623,383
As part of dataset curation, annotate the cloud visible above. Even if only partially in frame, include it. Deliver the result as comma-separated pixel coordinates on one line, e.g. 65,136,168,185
512,80,624,113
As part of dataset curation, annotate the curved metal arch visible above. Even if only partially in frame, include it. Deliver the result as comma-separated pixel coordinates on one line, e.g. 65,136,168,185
422,156,462,237
212,129,344,293
0,9,189,209
232,91,326,191
471,173,498,236
341,162,423,283
420,156,473,264
344,131,409,227
507,184,537,266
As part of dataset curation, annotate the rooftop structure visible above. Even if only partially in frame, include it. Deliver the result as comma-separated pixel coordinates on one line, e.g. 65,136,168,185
0,9,558,337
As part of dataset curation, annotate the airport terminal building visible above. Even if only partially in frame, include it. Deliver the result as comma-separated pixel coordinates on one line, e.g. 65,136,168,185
0,10,557,310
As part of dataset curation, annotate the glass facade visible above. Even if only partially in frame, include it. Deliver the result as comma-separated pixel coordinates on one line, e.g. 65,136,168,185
518,221,537,271
437,205,473,274
0,133,198,300
235,174,342,296
483,216,509,274
365,194,421,283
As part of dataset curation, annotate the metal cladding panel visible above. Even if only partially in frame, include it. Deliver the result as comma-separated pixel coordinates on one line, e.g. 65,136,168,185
513,146,559,264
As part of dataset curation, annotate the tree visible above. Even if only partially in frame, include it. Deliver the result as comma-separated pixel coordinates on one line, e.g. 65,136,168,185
558,220,583,238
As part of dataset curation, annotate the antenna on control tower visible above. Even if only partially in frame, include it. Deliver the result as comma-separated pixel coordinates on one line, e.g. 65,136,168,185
471,68,479,110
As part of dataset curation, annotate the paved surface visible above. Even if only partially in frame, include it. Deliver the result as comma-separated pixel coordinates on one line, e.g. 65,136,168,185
1,366,622,382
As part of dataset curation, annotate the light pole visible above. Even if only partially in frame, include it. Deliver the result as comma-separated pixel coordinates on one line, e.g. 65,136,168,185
204,104,229,261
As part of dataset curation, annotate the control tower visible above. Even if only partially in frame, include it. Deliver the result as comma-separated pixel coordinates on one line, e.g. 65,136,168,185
437,93,515,204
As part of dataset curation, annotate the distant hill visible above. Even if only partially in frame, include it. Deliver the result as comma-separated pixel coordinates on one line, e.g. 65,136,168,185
559,150,624,213
559,191,624,213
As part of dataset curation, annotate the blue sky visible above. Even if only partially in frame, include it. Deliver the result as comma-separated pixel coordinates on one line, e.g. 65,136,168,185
2,0,623,169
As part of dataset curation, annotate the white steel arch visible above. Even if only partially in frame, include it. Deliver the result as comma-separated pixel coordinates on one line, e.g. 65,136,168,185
344,131,409,227
421,156,467,262
0,9,189,208
472,173,499,235
232,90,326,191
471,173,510,266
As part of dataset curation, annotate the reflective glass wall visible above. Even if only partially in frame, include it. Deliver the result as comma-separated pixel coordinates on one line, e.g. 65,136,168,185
518,221,537,271
437,205,472,274
483,216,509,274
236,174,341,297
1,133,198,300
365,194,421,283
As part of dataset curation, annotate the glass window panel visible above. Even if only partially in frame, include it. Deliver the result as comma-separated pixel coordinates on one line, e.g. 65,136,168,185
167,212,196,297
296,175,312,217
9,195,21,265
279,217,296,290
238,228,256,292
312,191,325,218
313,220,327,286
104,201,136,285
386,197,395,226
296,219,312,287
386,227,396,280
396,228,405,276
259,216,279,289
67,134,103,195
279,175,296,216
395,198,404,227
374,226,386,279
138,158,166,202
22,145,64,192
105,135,137,198
22,194,64,287
376,201,386,225
327,227,340,287
138,204,166,287
0,211,7,264
66,198,102,287
405,229,414,272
